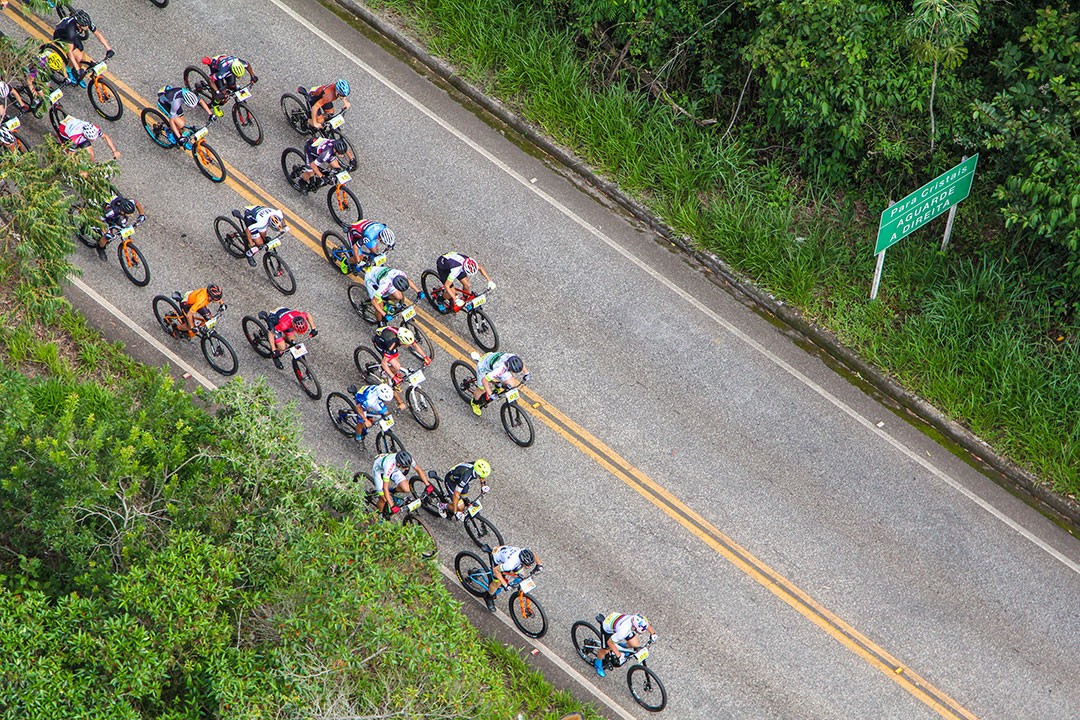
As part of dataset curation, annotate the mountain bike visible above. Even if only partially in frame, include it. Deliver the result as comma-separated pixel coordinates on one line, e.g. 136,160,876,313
38,46,123,121
449,359,534,447
346,289,436,358
570,617,667,712
280,90,349,137
320,228,394,277
140,109,225,182
325,387,405,454
241,313,321,400
151,293,238,375
213,211,296,295
280,147,361,227
353,470,437,558
413,469,503,548
352,349,440,430
74,212,150,286
420,269,499,351
182,66,261,146
454,548,547,638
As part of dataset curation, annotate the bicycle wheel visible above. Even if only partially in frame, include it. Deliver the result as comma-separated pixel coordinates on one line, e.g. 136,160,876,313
263,252,296,295
509,590,547,639
118,241,150,287
627,665,668,712
463,513,503,548
213,215,246,258
449,360,478,404
201,333,238,376
468,308,499,352
375,430,404,454
405,385,439,431
292,355,321,400
352,345,384,385
150,0,169,8
232,102,263,146
140,107,174,148
327,184,362,227
192,140,226,183
320,229,350,272
39,44,68,86
326,391,357,436
280,147,307,191
326,130,359,172
86,75,123,121
182,65,213,102
279,93,309,134
48,104,65,138
405,322,435,363
401,515,438,560
151,295,183,337
453,550,490,597
501,402,535,447
419,270,448,313
570,621,603,664
74,221,99,249
241,315,273,358
347,284,378,324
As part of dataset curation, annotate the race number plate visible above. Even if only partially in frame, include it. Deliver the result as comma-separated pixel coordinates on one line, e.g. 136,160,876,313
3,117,20,131
401,305,416,321
335,170,352,184
204,316,218,329
193,126,208,140
504,388,520,403
469,294,486,308
91,62,107,75
49,89,63,103
265,238,281,250
519,577,536,594
406,498,422,512
289,343,307,359
408,369,425,385
468,501,482,516
635,648,650,661
119,226,135,240
371,254,387,267
234,87,252,102
327,114,345,129
379,416,395,431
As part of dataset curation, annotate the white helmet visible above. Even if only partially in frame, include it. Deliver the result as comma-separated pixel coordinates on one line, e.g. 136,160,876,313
83,123,102,140
0,81,10,98
375,384,393,402
632,614,649,634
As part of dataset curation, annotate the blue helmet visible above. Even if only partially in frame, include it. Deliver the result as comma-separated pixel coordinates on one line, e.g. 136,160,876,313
335,79,350,97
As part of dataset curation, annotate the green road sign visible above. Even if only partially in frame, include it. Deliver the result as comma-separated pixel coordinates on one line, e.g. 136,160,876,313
875,155,978,254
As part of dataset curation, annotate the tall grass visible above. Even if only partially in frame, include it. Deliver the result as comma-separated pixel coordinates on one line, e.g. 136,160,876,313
364,0,1080,496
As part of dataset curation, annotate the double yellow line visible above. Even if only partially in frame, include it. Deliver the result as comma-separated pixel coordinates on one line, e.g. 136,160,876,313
5,4,980,718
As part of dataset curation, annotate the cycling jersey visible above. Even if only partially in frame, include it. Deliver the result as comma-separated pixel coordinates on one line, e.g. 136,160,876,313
102,196,132,228
349,219,388,252
491,545,527,573
53,16,94,50
207,55,244,86
267,307,305,334
307,83,337,106
436,252,471,284
477,351,519,383
364,266,407,301
242,206,283,236
182,287,213,315
303,136,335,165
372,326,403,357
371,452,406,493
57,116,96,148
445,462,480,495
157,86,188,117
353,385,389,418
601,613,638,643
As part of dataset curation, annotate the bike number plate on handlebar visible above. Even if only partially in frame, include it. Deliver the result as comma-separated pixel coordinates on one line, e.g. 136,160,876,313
635,647,650,661
335,170,352,185
327,115,345,129
519,577,536,594
406,497,422,512
119,226,135,240
235,87,252,102
505,388,520,403
379,416,395,431
289,343,307,359
3,117,19,131
265,238,281,250
371,254,386,267
203,316,218,329
49,89,63,104
408,369,425,385
401,305,416,321
468,501,482,516
470,293,487,308
193,126,208,140
92,62,107,76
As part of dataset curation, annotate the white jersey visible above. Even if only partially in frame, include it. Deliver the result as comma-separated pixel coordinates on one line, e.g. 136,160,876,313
491,545,527,573
477,351,518,383
602,613,638,643
364,266,407,300
371,453,406,493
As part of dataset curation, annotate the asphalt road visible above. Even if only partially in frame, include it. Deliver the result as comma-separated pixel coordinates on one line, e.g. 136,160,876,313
5,1,1079,718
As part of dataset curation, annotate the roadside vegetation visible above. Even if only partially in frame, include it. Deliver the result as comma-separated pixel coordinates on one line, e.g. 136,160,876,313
355,0,1080,497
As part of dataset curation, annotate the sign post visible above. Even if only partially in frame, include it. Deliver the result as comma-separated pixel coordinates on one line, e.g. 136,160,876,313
871,154,978,299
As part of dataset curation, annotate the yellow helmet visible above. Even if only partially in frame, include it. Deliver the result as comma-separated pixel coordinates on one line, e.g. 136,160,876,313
44,51,65,73
230,59,246,78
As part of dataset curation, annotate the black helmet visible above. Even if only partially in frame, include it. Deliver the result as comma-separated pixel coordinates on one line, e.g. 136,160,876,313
74,9,91,26
391,275,410,292
207,284,222,300
119,198,136,215
518,548,535,566
332,138,347,155
506,355,523,373
395,450,412,468
379,327,396,344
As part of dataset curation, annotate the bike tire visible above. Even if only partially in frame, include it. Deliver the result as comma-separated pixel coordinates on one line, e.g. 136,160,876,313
404,385,439,430
182,65,213,102
326,184,362,227
320,229,351,272
347,284,378,324
140,106,174,148
468,308,499,352
570,621,603,664
405,322,435,363
453,550,490,597
414,475,445,518
280,147,307,191
326,130,359,172
449,360,478,404
279,92,309,134
375,430,404,455
463,512,503,548
352,345,385,385
151,295,183,337
232,102,263,146
149,0,169,6
419,270,448,313
501,402,535,447
213,215,246,258
401,514,438,560
627,665,668,712
118,241,151,287
39,44,68,86
74,221,99,248
263,251,296,295
85,74,123,122
201,333,238,376
192,140,226,183
48,103,65,138
292,355,322,400
241,315,273,358
508,590,547,639
326,391,357,436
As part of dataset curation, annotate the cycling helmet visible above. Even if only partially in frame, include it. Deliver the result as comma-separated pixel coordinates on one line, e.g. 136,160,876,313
82,124,101,140
396,326,415,346
291,315,309,334
0,81,9,98
378,228,396,248
332,138,347,155
505,355,523,373
375,383,394,402
632,615,649,634
73,9,91,26
391,274,410,292
0,127,14,146
207,284,223,301
473,458,491,478
518,549,535,567
230,59,246,78
270,213,287,232
379,327,396,345
118,198,136,215
335,79,351,97
394,450,412,468
180,88,199,108
44,51,65,72
462,257,479,275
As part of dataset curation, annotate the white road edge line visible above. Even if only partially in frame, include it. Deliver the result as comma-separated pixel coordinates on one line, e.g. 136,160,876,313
270,0,1080,576
435,565,640,720
68,276,219,392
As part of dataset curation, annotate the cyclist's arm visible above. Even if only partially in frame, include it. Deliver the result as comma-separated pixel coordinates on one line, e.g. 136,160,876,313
92,28,112,55
477,262,493,283
380,477,394,506
379,354,395,379
134,200,146,218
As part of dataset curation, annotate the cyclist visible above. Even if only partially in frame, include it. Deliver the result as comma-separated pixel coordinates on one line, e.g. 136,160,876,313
373,324,430,408
56,115,119,162
306,79,351,130
177,283,223,335
299,136,346,188
0,125,18,153
435,252,495,310
0,80,29,120
347,218,396,270
470,351,530,416
259,307,318,369
89,193,146,260
157,85,215,147
371,450,424,516
593,613,657,677
348,383,394,441
438,458,491,519
52,9,113,83
485,545,542,612
199,54,257,105
236,205,288,267
363,265,424,323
